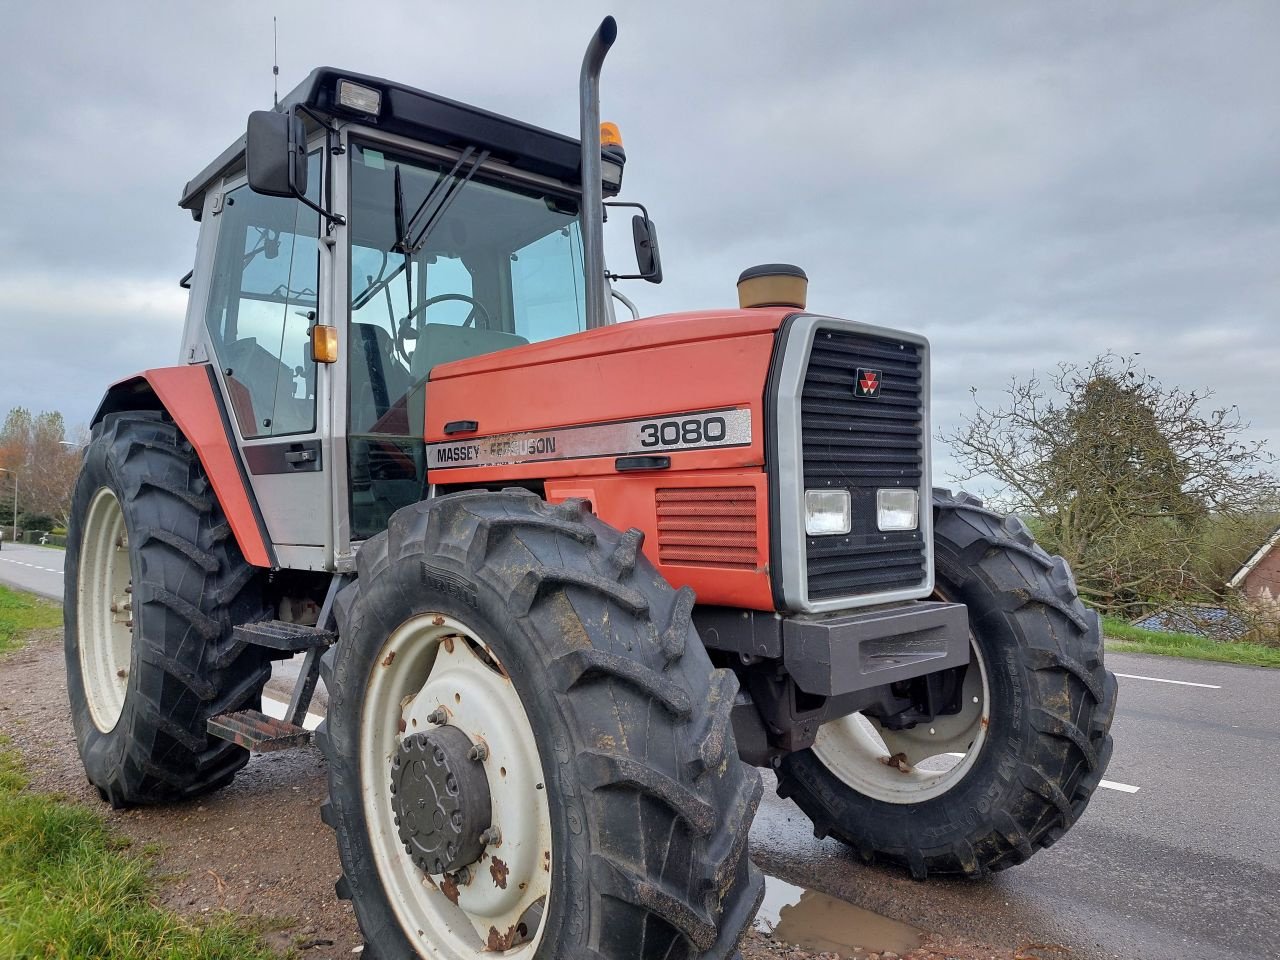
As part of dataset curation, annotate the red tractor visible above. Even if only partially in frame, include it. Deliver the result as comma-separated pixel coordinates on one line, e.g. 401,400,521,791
64,18,1115,959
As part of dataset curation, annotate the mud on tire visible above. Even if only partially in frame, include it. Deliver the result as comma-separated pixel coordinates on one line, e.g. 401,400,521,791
776,488,1118,879
320,489,764,958
65,411,270,807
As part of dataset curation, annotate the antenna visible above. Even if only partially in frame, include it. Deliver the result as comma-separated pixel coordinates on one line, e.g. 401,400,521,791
272,16,280,108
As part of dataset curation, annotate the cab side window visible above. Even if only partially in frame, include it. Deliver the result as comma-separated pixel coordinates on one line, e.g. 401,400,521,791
203,155,321,437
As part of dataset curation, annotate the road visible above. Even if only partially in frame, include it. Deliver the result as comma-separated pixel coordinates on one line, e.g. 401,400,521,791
4,549,1277,958
750,652,1280,960
0,540,65,600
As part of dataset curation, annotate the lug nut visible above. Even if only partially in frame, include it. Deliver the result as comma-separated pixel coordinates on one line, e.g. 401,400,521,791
426,708,448,725
479,826,501,847
467,742,489,762
455,866,472,885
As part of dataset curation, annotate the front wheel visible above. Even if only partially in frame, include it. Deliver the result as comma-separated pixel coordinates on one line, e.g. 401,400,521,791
776,489,1118,878
320,490,763,958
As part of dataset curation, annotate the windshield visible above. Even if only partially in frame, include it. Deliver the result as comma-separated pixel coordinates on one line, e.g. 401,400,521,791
346,141,585,539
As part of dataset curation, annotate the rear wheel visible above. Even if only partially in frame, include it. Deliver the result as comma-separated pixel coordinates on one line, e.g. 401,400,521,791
320,490,763,958
776,489,1118,878
65,411,270,806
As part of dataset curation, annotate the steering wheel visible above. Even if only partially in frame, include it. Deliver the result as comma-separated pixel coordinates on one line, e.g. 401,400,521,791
395,293,494,362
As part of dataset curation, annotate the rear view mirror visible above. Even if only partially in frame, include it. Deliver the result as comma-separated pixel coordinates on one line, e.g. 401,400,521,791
631,215,663,284
246,109,308,199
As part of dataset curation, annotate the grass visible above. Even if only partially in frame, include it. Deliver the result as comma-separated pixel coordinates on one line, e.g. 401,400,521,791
0,583,62,653
0,740,281,960
0,587,282,960
1102,616,1280,668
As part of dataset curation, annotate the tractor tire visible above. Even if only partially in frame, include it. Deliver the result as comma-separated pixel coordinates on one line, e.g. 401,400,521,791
65,411,271,807
319,489,763,959
775,488,1117,878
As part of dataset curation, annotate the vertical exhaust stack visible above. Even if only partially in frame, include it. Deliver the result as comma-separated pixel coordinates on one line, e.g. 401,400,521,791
580,16,618,330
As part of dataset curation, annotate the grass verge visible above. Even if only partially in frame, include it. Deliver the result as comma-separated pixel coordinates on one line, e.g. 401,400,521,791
1103,616,1280,668
0,586,281,959
0,583,62,653
0,738,279,959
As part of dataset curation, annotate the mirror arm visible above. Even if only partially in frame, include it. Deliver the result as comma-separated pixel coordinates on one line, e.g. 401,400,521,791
290,104,346,229
603,201,660,282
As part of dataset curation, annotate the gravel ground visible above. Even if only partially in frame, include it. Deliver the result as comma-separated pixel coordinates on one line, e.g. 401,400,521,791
0,631,1031,959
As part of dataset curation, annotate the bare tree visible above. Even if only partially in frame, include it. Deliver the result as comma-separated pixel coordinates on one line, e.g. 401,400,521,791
940,354,1278,615
0,407,85,529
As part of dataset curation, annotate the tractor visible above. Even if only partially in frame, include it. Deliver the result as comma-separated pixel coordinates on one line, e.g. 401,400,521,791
64,17,1116,960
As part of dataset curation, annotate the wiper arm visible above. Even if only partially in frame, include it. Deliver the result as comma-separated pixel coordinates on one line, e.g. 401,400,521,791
404,149,490,257
392,165,414,322
351,148,492,317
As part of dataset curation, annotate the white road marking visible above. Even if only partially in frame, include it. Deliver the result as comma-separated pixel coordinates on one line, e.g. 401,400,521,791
0,558,63,574
261,695,324,731
1099,779,1141,793
1114,672,1220,689
943,753,1139,793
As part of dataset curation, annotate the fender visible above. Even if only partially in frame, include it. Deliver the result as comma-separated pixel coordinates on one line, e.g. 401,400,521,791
91,365,276,568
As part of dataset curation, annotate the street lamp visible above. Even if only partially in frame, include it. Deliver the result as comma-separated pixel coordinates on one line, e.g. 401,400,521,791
0,468,15,540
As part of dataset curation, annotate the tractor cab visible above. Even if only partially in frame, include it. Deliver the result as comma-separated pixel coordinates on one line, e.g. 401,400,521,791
176,67,656,559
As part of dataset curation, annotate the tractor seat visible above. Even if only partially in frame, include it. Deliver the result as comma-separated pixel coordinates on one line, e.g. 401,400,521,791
350,322,413,434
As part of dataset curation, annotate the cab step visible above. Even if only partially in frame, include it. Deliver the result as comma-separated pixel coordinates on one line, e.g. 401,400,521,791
232,619,335,658
207,708,311,752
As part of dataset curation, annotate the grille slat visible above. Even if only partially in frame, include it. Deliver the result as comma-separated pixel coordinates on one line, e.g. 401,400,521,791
801,328,926,601
657,487,759,570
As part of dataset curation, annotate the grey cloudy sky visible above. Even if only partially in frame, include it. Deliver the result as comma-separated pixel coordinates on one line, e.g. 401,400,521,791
1,1,1276,486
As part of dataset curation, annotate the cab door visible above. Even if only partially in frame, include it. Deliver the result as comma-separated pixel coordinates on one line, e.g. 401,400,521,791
185,148,335,569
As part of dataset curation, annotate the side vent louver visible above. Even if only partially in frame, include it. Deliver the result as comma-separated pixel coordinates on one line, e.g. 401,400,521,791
656,487,758,570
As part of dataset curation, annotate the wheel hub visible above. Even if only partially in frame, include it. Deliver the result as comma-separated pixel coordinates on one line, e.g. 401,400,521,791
390,727,492,876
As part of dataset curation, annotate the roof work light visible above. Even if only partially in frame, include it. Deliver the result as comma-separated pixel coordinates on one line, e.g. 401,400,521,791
336,79,382,117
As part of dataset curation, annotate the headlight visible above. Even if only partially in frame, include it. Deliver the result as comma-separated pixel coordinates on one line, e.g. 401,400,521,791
805,489,851,536
876,488,919,531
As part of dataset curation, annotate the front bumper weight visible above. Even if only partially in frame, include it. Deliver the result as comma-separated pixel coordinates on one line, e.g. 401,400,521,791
782,601,969,697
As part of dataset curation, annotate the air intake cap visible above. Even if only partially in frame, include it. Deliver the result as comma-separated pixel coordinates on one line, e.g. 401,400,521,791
737,263,808,310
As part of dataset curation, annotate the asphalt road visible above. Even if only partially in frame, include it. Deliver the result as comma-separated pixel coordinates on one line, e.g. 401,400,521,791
750,652,1280,960
4,548,1277,958
0,541,65,601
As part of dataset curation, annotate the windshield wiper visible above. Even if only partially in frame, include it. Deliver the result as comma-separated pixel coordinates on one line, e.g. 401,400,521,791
402,148,490,258
392,164,414,325
350,148,491,319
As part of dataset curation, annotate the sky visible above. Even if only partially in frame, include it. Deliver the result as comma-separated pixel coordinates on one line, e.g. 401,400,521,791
0,1,1276,488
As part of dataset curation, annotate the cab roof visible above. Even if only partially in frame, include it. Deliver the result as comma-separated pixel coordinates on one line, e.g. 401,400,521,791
179,67,583,219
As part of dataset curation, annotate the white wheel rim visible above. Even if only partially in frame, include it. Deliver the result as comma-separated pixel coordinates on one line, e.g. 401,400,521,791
76,487,134,733
811,639,990,804
360,613,553,957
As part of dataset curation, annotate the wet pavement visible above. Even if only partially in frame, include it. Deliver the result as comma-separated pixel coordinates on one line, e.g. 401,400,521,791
757,874,924,956
748,652,1280,960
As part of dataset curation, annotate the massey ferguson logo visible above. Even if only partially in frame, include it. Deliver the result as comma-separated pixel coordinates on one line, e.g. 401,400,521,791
854,368,882,398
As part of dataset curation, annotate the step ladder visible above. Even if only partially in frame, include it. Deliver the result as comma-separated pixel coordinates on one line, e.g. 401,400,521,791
230,619,335,659
207,708,312,752
207,576,346,753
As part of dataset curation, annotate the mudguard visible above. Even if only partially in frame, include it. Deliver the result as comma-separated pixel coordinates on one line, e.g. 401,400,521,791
90,365,275,568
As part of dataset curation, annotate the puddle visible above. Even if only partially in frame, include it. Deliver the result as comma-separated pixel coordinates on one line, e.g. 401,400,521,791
756,874,923,956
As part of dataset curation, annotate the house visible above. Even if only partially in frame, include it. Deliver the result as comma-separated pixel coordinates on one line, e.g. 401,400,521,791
1229,527,1280,602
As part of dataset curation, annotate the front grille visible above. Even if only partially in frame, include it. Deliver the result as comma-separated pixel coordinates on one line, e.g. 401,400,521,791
801,329,926,599
656,487,758,570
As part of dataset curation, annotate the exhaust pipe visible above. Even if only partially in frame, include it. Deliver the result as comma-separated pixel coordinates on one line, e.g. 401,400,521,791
580,15,617,330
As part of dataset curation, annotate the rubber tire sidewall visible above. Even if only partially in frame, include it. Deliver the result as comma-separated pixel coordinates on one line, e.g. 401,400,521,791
325,557,592,956
64,429,148,794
